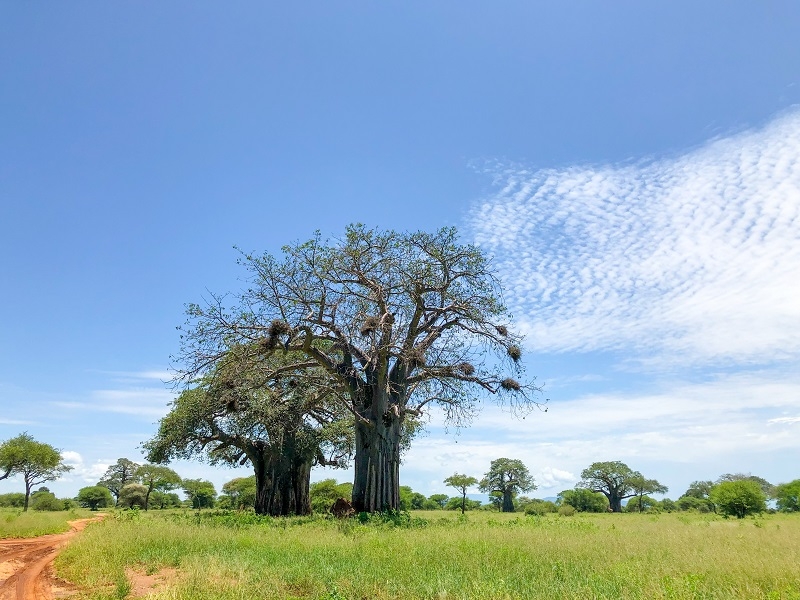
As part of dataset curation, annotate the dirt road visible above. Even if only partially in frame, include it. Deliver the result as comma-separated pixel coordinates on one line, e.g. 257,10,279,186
0,517,104,600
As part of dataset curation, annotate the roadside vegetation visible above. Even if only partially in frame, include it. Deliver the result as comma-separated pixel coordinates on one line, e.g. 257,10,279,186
55,509,800,600
0,507,96,538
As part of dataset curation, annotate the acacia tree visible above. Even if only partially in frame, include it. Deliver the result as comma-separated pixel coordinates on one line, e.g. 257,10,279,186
145,350,351,516
177,225,543,512
444,473,479,515
135,464,181,511
0,436,26,481
98,458,140,505
629,473,668,513
479,458,535,512
578,461,641,513
1,434,73,511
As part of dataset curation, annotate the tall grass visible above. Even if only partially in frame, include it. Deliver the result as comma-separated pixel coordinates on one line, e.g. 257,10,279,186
0,507,95,538
56,510,800,599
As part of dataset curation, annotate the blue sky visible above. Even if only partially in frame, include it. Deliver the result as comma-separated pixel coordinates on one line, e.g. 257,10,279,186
2,2,799,502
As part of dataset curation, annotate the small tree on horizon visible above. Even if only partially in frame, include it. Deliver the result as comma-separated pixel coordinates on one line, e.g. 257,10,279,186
710,480,766,518
98,458,140,505
578,461,641,513
444,473,479,515
77,485,113,510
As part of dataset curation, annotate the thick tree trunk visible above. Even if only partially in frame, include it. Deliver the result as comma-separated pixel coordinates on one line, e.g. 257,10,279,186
252,437,314,517
502,490,515,513
352,411,402,513
608,494,623,512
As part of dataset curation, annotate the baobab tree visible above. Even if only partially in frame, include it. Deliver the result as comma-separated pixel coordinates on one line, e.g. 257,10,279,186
147,348,351,516
176,225,544,512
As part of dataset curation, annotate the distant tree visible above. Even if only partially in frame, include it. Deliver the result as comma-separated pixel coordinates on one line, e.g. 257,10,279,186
444,497,482,511
135,464,181,511
684,480,714,499
77,486,113,510
578,461,641,513
149,491,182,509
118,483,148,509
716,473,774,498
182,479,217,509
709,480,767,518
479,459,535,513
629,473,668,513
0,434,73,511
220,476,258,510
660,498,677,512
428,494,449,509
676,495,713,513
0,493,26,508
444,473,479,515
558,488,609,513
174,225,544,512
98,458,140,504
309,478,354,514
31,490,63,511
523,498,558,515
775,480,800,513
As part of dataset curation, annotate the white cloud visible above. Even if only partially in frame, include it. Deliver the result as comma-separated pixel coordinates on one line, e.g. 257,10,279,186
470,109,800,366
60,450,111,483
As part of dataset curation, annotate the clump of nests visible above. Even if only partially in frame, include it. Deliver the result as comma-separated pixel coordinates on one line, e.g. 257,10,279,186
457,362,475,376
262,319,292,349
500,378,521,392
507,344,522,362
495,325,508,337
360,315,381,336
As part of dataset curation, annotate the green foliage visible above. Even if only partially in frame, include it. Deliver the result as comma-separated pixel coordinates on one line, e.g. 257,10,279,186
118,483,149,509
77,485,114,510
148,491,182,509
676,495,714,513
717,473,775,498
182,479,217,509
559,488,609,513
0,493,26,508
135,464,181,510
709,480,767,518
31,490,64,511
427,493,448,509
444,497,482,511
523,499,558,515
557,504,577,516
220,476,258,510
683,480,714,499
775,479,800,512
310,479,353,514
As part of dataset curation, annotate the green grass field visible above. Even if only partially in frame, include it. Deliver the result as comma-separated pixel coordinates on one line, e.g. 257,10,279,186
0,507,97,538
54,510,800,600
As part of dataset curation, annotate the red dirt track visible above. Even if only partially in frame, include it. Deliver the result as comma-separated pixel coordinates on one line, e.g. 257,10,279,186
0,517,104,600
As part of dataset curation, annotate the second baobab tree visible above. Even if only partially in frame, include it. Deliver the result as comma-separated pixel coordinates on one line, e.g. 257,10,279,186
177,225,544,512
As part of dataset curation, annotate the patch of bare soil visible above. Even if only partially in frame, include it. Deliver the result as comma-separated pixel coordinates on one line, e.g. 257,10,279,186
0,516,105,600
124,567,177,599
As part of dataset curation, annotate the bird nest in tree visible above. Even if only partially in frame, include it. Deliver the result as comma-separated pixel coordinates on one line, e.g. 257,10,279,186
405,347,426,368
269,319,292,338
495,325,508,337
507,345,522,362
457,362,475,376
360,315,380,336
501,378,521,391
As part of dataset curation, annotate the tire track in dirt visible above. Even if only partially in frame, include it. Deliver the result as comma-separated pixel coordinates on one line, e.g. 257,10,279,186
0,516,105,600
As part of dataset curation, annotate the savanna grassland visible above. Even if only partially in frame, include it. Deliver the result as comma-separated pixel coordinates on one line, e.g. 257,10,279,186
0,507,96,538
55,510,800,600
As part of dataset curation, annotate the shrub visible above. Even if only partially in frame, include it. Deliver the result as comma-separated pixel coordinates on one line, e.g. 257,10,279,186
31,491,64,511
558,505,576,516
709,480,766,518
